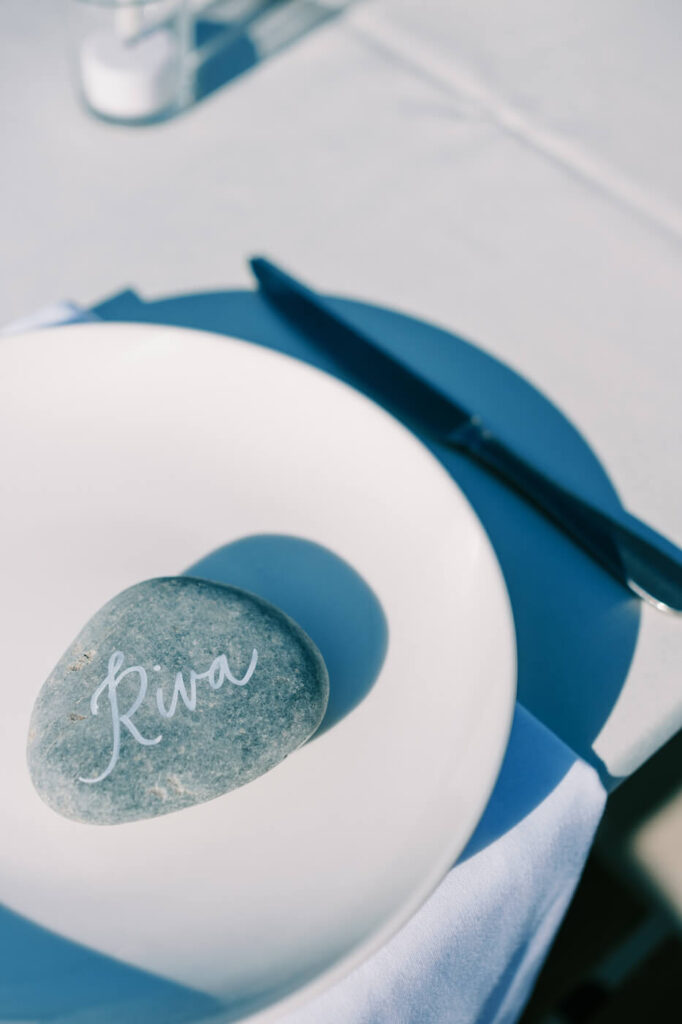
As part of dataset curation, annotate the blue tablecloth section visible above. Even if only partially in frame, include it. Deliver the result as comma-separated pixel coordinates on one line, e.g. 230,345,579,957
1,300,607,1024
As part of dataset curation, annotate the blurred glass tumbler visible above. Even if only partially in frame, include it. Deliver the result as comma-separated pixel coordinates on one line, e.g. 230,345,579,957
70,0,190,123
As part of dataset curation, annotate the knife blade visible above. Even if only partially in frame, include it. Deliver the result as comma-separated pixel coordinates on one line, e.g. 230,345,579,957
249,255,682,614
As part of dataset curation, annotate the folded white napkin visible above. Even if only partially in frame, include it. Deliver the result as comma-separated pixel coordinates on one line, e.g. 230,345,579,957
282,704,605,1024
3,307,607,1024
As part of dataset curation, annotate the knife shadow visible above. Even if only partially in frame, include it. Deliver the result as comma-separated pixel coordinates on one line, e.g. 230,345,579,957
93,286,641,797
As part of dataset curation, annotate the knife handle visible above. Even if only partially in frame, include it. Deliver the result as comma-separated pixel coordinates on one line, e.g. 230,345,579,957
447,418,682,613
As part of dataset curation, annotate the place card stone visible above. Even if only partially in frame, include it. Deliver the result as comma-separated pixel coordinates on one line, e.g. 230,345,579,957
27,577,329,825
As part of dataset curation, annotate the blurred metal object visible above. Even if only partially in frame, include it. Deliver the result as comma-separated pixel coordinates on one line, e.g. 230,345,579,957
69,1,355,122
189,0,355,99
69,0,191,124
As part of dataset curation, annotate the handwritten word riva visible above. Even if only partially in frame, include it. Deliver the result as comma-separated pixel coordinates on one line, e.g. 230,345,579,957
79,648,258,785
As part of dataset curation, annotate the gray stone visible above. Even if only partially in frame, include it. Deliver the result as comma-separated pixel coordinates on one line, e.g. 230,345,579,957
27,577,329,825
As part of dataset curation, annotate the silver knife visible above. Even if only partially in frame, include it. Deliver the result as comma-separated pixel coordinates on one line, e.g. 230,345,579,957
250,255,682,614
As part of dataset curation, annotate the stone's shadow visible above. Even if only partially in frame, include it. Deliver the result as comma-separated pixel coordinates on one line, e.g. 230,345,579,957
94,286,642,790
183,534,388,735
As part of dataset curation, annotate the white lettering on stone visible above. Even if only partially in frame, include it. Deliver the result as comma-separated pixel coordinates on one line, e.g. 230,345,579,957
79,647,258,785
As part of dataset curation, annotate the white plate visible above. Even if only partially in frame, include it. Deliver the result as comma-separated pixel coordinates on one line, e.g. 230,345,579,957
0,323,515,1020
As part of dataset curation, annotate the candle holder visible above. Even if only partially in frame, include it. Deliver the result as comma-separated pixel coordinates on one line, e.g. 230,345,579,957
69,0,192,124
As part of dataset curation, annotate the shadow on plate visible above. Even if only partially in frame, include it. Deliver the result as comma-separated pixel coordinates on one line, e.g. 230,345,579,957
94,285,641,797
0,904,222,1022
184,534,388,734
